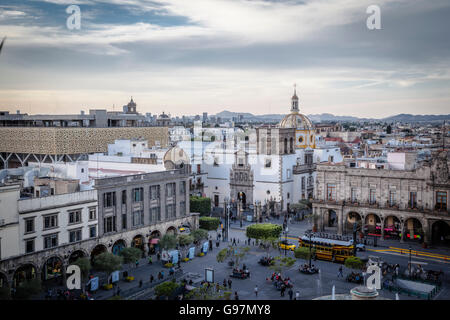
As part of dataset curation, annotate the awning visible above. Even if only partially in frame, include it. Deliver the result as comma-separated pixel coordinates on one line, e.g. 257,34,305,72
150,238,160,244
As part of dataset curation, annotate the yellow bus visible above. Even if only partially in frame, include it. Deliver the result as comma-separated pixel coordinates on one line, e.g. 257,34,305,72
298,236,355,263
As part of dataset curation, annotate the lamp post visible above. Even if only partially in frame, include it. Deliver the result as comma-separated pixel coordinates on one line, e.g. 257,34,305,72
409,245,412,278
224,197,230,242
284,226,289,257
308,231,314,269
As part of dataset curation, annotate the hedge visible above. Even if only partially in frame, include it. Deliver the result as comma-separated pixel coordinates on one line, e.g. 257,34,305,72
190,196,211,216
246,223,282,239
344,256,364,270
199,217,220,231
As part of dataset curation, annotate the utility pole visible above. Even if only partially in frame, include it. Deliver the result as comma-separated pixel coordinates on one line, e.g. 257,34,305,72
409,246,412,278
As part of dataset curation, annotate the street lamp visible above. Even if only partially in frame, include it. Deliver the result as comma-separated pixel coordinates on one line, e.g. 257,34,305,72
409,246,412,278
307,230,314,269
284,226,289,257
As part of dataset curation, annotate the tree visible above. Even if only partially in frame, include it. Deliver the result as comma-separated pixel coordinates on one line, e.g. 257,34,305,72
120,247,142,271
178,234,194,259
72,257,91,293
199,217,220,231
93,252,123,284
386,124,392,134
294,246,315,261
269,256,296,275
191,228,209,247
190,196,211,216
344,256,364,270
159,234,178,251
13,278,41,300
185,282,229,300
246,223,282,239
216,246,250,268
155,280,181,298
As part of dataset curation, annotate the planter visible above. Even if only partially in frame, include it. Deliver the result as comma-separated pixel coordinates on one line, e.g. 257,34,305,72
182,258,189,262
103,283,113,290
125,276,135,282
164,263,174,268
198,253,205,257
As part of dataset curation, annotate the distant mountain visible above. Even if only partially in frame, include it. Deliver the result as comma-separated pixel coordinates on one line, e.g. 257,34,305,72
214,110,449,123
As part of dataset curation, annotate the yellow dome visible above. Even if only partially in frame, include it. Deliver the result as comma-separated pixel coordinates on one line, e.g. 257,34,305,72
279,112,313,130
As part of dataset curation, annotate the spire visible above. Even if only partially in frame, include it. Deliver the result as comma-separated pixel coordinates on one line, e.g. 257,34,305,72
291,84,299,113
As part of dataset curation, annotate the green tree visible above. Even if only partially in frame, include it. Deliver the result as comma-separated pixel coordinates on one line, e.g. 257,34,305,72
269,256,296,275
246,223,282,239
184,282,229,300
216,246,250,268
93,252,123,284
190,196,211,216
386,125,392,134
178,234,194,259
155,280,181,298
159,234,178,251
344,256,364,270
72,257,91,293
294,246,315,261
120,247,142,272
13,278,41,300
191,228,209,247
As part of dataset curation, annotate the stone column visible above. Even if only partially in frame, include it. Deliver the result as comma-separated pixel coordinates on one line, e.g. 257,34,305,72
380,217,385,239
317,208,324,231
400,222,405,243
422,219,430,245
337,209,344,235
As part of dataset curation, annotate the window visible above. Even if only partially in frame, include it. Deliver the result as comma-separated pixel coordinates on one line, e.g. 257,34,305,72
301,177,305,189
44,234,58,249
166,204,175,219
44,214,58,230
122,190,127,205
25,218,35,234
69,210,82,224
89,225,97,238
351,188,357,203
133,210,144,226
25,239,35,253
287,169,291,179
409,192,417,208
265,158,271,168
122,213,127,229
238,158,244,167
104,216,116,233
197,164,201,174
69,229,82,243
133,188,144,202
150,185,160,200
103,192,116,207
389,191,396,206
166,183,175,198
436,191,447,210
89,208,96,220
180,181,186,195
180,201,186,216
369,189,376,204
326,184,336,201
152,207,161,222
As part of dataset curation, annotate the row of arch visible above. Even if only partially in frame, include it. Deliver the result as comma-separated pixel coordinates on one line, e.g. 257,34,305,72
325,210,450,245
0,226,180,289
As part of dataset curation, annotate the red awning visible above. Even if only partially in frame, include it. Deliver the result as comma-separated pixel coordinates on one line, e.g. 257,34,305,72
150,238,160,244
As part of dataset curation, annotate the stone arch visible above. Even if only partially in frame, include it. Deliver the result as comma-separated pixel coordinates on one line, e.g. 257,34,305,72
41,255,65,283
364,213,382,235
431,220,450,245
131,234,145,251
166,226,177,236
0,271,9,288
344,211,362,234
290,137,294,153
403,217,424,242
68,249,88,264
90,244,107,262
112,239,127,255
13,263,38,288
284,138,288,154
383,215,401,240
149,230,162,255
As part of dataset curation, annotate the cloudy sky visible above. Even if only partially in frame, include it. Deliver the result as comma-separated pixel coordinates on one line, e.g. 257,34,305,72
0,0,449,118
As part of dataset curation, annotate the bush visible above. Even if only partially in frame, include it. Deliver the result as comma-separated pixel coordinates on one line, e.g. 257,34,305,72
190,196,211,216
199,217,220,231
294,246,314,260
164,263,174,268
246,223,282,239
344,256,364,270
155,280,180,298
216,248,229,263
14,279,41,300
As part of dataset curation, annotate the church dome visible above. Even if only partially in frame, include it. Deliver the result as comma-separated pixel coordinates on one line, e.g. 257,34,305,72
163,146,190,170
279,112,313,130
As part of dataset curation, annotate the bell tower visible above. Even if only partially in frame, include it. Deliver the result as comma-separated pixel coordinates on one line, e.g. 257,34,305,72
291,84,299,113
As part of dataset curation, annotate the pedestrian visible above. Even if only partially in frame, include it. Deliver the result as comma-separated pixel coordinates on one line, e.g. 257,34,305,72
216,283,220,292
161,270,164,279
234,291,239,300
223,278,227,288
254,285,258,297
150,274,154,283
228,278,232,289
117,286,121,296
135,259,139,268
338,266,343,278
280,285,286,297
157,252,161,261
148,256,153,264
139,280,143,288
295,290,300,300
288,288,293,300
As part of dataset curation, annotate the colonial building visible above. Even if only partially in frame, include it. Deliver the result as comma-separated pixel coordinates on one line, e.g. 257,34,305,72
312,150,450,246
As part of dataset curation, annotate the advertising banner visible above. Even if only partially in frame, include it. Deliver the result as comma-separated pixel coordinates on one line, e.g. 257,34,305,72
88,277,99,291
188,247,195,260
111,271,120,283
202,241,209,254
170,250,179,264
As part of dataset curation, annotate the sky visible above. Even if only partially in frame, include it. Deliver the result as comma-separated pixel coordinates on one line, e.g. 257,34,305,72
0,0,449,118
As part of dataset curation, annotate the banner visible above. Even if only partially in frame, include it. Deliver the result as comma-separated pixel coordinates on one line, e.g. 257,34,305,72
188,247,195,260
88,277,99,291
202,241,209,254
169,250,179,264
111,271,120,283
